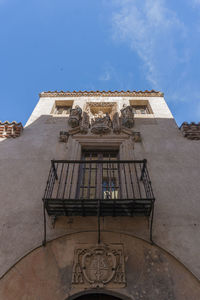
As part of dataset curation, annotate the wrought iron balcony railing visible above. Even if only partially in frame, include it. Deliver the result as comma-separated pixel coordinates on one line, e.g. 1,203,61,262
42,159,155,245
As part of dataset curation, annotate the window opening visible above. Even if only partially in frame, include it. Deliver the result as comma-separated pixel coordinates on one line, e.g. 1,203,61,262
132,105,150,114
55,105,72,115
42,153,155,245
77,150,119,200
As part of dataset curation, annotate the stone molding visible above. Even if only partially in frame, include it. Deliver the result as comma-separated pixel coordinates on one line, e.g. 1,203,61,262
60,130,141,144
71,244,126,289
40,90,163,97
180,122,200,140
0,121,23,138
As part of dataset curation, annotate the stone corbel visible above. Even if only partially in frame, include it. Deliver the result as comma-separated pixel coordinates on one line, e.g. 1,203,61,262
121,127,141,142
68,126,81,135
121,127,134,135
59,131,70,143
59,127,82,143
132,132,141,142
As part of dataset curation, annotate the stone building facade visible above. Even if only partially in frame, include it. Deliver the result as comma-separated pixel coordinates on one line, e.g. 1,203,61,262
0,90,200,300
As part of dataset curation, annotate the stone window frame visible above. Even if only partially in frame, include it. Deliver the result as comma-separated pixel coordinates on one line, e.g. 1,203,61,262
69,134,134,160
65,134,135,199
129,100,153,116
51,100,74,116
84,102,118,120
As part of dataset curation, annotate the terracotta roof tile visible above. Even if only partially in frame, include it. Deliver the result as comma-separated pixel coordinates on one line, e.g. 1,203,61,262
39,90,163,97
0,122,23,138
180,122,200,140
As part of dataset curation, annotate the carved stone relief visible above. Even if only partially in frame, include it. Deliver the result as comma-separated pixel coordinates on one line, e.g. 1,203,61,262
60,102,140,142
72,244,126,288
59,131,69,143
68,105,82,128
112,112,121,134
91,111,112,134
120,104,134,128
80,111,90,134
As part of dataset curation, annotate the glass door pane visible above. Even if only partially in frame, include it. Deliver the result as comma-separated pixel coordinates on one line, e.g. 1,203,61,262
77,150,119,199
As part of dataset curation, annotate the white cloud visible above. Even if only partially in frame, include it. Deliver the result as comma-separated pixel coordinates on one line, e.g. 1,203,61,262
110,0,187,89
99,70,111,81
193,0,200,4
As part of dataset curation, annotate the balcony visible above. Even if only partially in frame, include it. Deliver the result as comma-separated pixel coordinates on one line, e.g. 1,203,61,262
42,159,155,244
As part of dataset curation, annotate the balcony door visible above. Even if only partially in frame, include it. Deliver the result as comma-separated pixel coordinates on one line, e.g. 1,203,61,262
77,150,119,200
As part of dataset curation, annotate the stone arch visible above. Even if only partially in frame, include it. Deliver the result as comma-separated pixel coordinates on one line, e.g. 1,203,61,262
0,231,200,300
67,290,131,300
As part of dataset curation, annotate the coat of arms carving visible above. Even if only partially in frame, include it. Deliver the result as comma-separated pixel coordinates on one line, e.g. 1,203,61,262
72,244,126,288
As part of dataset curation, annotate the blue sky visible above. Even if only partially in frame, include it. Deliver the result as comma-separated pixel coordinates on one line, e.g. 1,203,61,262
0,0,200,126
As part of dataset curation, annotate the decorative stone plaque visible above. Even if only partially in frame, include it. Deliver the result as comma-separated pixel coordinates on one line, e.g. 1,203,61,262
91,112,112,134
71,244,126,288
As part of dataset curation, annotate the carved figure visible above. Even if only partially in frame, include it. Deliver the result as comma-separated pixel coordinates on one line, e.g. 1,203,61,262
120,104,134,128
91,112,112,134
113,112,121,133
68,105,82,128
80,111,90,133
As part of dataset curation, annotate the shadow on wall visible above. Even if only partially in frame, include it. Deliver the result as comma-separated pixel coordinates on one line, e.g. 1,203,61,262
0,233,200,300
0,115,200,285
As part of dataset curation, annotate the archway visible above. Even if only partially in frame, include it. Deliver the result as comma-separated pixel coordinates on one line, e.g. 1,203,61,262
1,231,200,300
72,294,123,300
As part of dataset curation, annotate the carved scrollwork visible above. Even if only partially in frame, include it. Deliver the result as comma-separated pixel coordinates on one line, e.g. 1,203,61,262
72,244,126,288
91,112,112,134
63,103,140,140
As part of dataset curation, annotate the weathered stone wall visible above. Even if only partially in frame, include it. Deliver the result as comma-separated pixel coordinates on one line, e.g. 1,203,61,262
0,233,199,300
0,94,200,298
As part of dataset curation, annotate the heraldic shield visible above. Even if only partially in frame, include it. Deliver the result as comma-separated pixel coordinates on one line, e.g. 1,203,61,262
72,244,126,288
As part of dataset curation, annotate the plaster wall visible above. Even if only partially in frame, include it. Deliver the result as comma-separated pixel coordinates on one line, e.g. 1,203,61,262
0,233,200,300
0,95,200,286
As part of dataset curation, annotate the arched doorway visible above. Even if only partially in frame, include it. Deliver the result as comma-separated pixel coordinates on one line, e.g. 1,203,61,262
73,294,122,300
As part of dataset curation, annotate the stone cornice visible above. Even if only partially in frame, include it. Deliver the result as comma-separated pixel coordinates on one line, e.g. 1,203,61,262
180,122,200,140
0,121,23,138
39,90,163,98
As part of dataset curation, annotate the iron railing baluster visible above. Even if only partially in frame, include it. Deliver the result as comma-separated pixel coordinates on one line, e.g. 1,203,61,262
56,163,64,199
68,162,75,199
42,159,155,244
134,162,142,199
123,163,129,199
51,160,58,180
